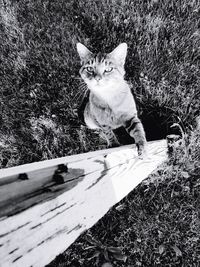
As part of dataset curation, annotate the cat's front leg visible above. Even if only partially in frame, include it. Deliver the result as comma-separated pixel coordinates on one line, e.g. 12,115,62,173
125,116,147,157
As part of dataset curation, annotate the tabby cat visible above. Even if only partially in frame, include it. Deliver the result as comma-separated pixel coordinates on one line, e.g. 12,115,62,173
76,42,146,156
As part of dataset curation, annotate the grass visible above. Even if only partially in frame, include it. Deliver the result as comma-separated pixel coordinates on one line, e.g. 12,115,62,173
0,0,199,167
0,0,200,266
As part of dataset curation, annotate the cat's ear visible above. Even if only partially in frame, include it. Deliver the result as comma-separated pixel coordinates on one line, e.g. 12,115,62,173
76,43,93,62
109,43,128,66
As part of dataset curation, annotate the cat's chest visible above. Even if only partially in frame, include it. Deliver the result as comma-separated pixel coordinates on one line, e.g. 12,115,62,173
83,78,137,129
89,94,136,129
93,105,119,127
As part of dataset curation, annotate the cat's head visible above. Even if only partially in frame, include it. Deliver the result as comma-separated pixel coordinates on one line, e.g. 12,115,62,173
76,43,127,91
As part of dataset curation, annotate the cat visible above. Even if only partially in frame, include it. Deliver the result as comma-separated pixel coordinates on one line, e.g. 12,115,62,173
76,42,147,156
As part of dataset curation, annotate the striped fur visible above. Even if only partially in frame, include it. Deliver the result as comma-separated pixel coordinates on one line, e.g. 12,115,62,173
77,43,146,155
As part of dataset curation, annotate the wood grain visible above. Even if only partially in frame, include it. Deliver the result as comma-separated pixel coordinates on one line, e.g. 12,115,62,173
0,140,167,267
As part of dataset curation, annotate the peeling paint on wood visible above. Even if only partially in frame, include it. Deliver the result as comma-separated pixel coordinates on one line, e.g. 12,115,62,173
0,140,167,267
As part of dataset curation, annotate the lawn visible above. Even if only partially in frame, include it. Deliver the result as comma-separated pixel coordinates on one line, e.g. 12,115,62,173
0,0,200,266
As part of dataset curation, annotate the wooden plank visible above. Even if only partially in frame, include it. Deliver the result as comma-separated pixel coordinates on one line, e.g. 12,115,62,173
0,140,167,267
0,144,139,179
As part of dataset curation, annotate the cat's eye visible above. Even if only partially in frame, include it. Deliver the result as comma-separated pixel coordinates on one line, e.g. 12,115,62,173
85,67,93,73
105,67,113,73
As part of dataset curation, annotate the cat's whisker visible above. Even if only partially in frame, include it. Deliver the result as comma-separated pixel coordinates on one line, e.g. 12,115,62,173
79,82,87,90
74,77,83,82
72,93,82,102
72,87,88,102
76,81,87,90
73,90,82,99
72,83,86,96
79,85,87,92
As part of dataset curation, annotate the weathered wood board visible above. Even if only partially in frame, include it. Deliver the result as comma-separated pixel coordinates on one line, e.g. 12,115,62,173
0,140,167,267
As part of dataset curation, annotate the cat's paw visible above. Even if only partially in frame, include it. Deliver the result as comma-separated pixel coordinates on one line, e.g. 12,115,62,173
137,144,148,159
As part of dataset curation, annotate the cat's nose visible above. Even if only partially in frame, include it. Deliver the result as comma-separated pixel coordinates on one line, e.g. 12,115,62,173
95,75,102,82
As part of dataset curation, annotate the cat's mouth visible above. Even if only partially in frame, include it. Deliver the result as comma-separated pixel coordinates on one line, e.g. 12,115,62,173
88,80,103,88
